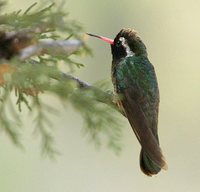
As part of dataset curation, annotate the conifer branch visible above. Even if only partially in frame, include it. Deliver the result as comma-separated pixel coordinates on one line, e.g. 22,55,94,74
60,72,124,115
0,1,123,156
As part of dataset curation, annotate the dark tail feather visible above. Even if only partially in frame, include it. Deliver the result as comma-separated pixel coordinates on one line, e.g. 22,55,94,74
140,149,164,176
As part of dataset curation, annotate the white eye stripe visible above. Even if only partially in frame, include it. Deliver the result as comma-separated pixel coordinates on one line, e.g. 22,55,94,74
119,37,125,41
119,37,126,45
119,37,134,57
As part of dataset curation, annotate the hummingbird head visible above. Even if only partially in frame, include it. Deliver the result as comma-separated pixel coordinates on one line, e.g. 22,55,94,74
112,28,147,60
87,28,147,60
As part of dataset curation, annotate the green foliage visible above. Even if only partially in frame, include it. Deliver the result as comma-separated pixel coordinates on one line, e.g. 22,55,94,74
70,89,122,153
0,1,122,156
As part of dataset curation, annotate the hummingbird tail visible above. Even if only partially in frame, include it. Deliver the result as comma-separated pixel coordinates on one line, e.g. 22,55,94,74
140,148,162,176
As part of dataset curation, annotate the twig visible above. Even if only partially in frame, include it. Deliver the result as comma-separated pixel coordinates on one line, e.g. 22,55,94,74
61,72,125,116
20,39,83,60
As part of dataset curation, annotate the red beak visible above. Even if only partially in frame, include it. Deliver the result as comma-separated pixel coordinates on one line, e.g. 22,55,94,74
87,33,114,45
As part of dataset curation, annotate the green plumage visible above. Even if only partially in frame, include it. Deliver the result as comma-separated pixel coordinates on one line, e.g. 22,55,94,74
111,28,167,176
115,55,159,132
115,56,158,94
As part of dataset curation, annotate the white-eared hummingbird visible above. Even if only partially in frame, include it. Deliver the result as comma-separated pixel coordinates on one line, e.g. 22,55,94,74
87,28,167,176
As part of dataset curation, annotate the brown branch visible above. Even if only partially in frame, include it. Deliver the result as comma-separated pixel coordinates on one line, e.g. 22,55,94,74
60,72,125,116
0,31,83,60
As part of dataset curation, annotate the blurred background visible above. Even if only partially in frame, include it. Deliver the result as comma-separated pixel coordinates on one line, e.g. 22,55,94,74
1,0,200,191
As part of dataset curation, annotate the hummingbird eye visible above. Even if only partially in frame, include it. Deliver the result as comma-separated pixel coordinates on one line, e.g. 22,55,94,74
116,37,126,47
116,39,122,47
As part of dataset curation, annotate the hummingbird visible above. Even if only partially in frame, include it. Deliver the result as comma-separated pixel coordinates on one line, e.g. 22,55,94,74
87,28,167,176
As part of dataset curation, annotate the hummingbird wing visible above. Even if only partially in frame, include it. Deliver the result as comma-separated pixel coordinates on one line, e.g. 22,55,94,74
113,56,166,169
